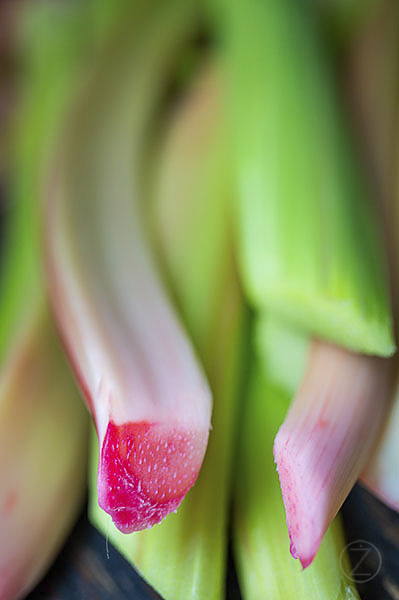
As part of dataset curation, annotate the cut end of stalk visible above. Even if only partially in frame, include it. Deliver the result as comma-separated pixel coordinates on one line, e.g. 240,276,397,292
98,420,209,533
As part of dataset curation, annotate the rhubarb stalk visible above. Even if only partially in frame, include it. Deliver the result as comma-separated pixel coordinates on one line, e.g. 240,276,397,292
339,0,399,510
214,0,395,356
234,357,359,599
44,0,212,533
0,305,88,600
274,340,395,568
90,61,245,599
0,9,89,586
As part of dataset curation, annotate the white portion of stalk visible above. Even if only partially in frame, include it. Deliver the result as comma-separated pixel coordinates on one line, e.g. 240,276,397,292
44,1,211,443
360,388,399,511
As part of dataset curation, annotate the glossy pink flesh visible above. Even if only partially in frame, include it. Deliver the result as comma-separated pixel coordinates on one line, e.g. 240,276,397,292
98,421,208,532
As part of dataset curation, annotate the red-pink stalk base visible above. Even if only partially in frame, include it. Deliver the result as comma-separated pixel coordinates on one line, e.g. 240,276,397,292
98,421,208,532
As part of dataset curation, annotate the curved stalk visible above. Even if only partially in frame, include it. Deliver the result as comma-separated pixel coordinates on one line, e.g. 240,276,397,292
274,340,394,567
45,0,212,533
215,0,395,356
90,61,244,600
234,360,359,599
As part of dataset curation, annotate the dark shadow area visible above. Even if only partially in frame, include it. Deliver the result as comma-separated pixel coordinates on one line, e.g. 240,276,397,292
28,511,163,600
341,484,399,600
28,485,399,599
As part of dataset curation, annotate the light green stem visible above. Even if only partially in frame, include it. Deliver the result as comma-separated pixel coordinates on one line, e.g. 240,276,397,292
217,0,394,356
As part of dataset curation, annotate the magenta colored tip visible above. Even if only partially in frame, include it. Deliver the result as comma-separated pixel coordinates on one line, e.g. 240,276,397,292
98,420,208,532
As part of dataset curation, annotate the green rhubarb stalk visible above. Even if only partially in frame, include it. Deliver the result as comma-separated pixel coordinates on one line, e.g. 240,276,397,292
234,357,359,600
216,0,395,356
0,0,105,362
260,1,398,566
0,7,91,592
343,0,399,507
342,0,398,295
90,62,245,600
255,316,309,396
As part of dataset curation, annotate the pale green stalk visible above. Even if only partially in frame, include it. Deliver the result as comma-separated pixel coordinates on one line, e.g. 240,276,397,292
0,6,92,593
216,0,394,356
342,0,398,304
1,0,105,363
343,0,399,507
255,316,309,395
89,63,245,599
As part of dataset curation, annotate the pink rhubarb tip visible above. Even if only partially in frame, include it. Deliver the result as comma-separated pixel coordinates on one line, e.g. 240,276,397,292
274,340,394,568
98,420,209,532
43,15,213,539
274,436,322,569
